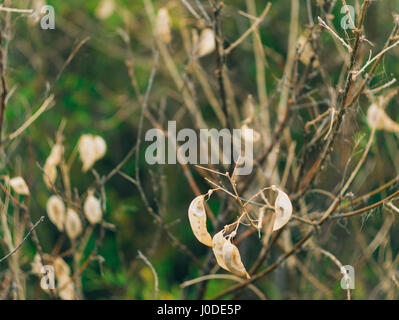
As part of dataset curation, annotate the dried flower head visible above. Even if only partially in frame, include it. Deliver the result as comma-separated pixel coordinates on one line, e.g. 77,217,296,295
188,195,213,247
46,195,66,231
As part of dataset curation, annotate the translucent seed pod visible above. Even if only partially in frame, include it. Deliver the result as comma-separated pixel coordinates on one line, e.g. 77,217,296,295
198,28,215,57
212,230,229,270
47,143,63,166
9,177,30,195
57,275,75,300
43,161,57,189
84,191,103,224
222,239,250,279
46,195,66,231
271,186,293,231
78,134,107,172
65,208,83,240
155,7,172,44
53,257,71,278
188,195,213,247
95,0,115,20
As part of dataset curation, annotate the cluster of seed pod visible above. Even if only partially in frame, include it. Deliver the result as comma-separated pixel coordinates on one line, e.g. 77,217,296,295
78,134,107,172
46,191,103,240
188,187,292,279
31,254,75,300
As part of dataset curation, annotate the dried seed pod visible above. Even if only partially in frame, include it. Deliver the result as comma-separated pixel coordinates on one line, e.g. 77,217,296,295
9,177,30,195
46,196,66,231
297,32,319,68
78,134,107,172
198,28,215,57
53,257,71,278
47,143,63,166
84,191,102,224
367,103,399,132
271,186,293,231
43,161,57,189
65,209,83,240
222,239,250,279
212,230,229,270
188,195,213,247
95,0,115,20
155,7,172,44
57,275,75,300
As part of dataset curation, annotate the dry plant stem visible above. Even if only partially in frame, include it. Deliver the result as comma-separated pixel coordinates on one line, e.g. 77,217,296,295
0,31,7,149
0,216,45,263
224,3,271,55
296,0,370,197
181,274,266,300
137,250,159,299
212,125,375,299
4,95,55,143
119,171,202,268
314,247,351,300
0,183,56,298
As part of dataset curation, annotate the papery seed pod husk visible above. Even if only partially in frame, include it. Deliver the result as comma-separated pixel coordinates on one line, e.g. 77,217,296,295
9,177,30,195
46,195,66,231
155,7,172,44
95,0,115,20
188,195,213,247
65,208,83,240
84,192,102,224
367,103,399,132
53,257,71,278
222,239,250,279
57,275,75,300
297,32,319,68
212,230,229,270
78,134,107,172
46,143,63,166
43,160,57,189
272,186,293,231
241,124,261,143
198,28,215,57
